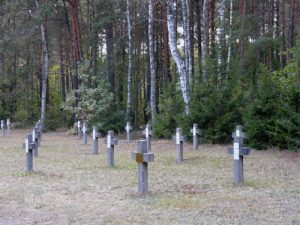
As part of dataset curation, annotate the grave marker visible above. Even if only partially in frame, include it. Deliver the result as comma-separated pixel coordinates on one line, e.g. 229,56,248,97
36,120,42,145
125,122,133,143
77,121,82,139
131,140,154,194
104,130,118,167
6,119,11,134
1,120,5,137
190,123,200,150
32,129,38,157
172,128,185,163
142,124,152,152
227,125,251,185
82,122,87,144
92,126,100,154
23,133,36,172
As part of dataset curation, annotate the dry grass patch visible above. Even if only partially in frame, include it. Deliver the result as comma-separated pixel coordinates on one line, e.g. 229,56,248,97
0,129,299,225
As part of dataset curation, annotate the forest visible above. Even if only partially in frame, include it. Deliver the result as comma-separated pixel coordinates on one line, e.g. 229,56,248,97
0,0,299,150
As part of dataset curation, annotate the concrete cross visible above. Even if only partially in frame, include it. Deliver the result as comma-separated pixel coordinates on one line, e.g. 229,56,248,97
125,122,133,143
131,140,154,194
1,120,5,137
82,122,87,145
104,130,118,167
92,126,100,154
32,128,38,157
36,120,42,144
77,121,82,139
190,123,200,150
23,133,36,172
227,125,250,185
142,124,152,152
6,119,11,134
172,128,185,163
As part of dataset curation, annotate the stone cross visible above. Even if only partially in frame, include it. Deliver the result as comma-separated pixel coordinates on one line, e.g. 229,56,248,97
190,123,200,150
23,133,36,172
92,126,100,154
104,130,118,167
6,119,11,134
82,122,87,144
77,121,82,139
125,122,133,143
1,120,5,137
227,125,250,185
32,128,38,157
142,124,152,152
131,140,154,194
36,120,42,145
172,128,185,163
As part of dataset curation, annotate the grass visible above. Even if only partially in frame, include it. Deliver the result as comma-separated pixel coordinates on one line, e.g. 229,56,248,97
0,129,299,225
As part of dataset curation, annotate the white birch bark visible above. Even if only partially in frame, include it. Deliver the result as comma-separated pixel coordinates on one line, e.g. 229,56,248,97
148,0,156,123
126,0,132,118
181,0,192,87
217,0,226,86
167,0,191,115
227,0,233,73
201,0,209,81
35,0,48,130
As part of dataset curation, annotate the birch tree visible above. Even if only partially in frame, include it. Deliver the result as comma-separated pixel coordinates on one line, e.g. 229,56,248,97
181,0,192,83
126,0,133,119
202,0,209,81
148,0,156,123
227,0,233,73
35,0,49,129
167,0,191,115
217,0,226,86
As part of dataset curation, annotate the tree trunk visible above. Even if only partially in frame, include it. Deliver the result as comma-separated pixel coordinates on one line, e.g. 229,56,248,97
239,0,246,78
162,1,170,84
279,0,287,68
217,0,226,86
35,0,49,130
196,0,203,77
106,1,115,92
202,0,209,81
227,0,233,73
126,0,133,119
148,0,156,124
167,0,191,115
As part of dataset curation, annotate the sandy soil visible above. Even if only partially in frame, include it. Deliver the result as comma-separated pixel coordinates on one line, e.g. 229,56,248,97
0,129,299,225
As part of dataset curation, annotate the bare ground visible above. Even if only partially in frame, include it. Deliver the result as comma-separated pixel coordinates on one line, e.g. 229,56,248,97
0,129,299,225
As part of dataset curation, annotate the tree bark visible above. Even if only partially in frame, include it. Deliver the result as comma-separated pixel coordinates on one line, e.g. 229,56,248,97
217,0,226,86
202,0,209,81
148,0,156,124
227,0,233,73
35,0,49,130
126,0,133,119
167,0,191,115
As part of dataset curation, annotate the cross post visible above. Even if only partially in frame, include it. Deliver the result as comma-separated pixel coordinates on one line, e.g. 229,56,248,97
23,133,36,172
77,121,82,139
6,119,11,134
131,140,154,194
125,122,133,143
82,122,87,145
227,125,250,185
104,130,118,167
190,123,200,150
142,124,152,152
1,120,5,137
92,126,100,154
172,128,185,163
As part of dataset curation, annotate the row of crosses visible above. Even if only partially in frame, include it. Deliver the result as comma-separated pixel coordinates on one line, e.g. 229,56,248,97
1,119,11,136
